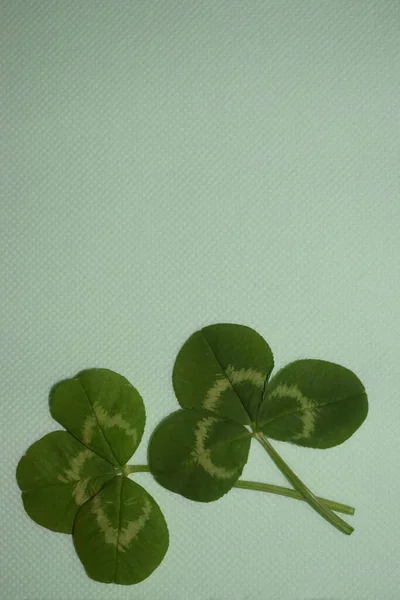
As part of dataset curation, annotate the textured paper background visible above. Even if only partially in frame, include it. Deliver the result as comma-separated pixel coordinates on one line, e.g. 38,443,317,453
1,2,399,599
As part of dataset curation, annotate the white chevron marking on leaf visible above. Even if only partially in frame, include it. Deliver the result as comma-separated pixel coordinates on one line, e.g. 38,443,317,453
81,403,137,446
82,416,96,445
226,366,266,388
57,448,93,486
269,383,319,440
203,378,231,411
118,498,152,551
191,416,237,479
92,494,152,552
203,365,266,412
92,495,118,546
72,477,91,505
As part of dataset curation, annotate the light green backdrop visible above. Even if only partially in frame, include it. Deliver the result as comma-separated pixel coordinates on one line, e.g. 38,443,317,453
1,2,399,599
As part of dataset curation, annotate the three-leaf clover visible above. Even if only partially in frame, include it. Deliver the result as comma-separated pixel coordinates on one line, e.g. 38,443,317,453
17,369,169,585
149,323,368,535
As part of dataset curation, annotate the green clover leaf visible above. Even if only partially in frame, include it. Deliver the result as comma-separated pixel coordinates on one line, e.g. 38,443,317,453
257,359,368,448
149,408,251,502
50,368,146,466
16,430,115,533
173,323,274,425
73,476,168,585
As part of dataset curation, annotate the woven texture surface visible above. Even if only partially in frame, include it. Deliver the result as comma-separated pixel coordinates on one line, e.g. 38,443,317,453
1,2,399,599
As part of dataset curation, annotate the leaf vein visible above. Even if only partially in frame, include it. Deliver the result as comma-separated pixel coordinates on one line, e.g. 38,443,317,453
200,330,251,419
260,391,367,428
78,378,120,466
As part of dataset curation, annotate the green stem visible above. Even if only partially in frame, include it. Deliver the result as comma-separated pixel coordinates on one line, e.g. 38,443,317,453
234,480,354,516
125,464,354,517
254,432,354,535
123,464,151,475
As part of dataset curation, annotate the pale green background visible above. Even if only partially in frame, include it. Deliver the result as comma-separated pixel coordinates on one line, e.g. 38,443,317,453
1,2,399,599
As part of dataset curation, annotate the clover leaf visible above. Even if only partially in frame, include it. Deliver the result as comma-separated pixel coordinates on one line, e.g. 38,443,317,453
149,408,251,502
50,368,146,465
16,431,115,533
257,359,368,448
173,323,274,425
149,324,368,535
17,368,169,585
73,476,168,585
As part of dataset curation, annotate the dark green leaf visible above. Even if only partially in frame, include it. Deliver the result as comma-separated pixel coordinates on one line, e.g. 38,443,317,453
148,408,251,502
73,476,169,585
16,431,115,533
50,368,145,466
173,323,274,425
257,359,368,448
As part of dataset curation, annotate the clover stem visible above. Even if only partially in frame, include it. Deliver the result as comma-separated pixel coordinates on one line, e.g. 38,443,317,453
233,480,355,516
253,431,354,535
123,464,150,475
124,463,354,516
